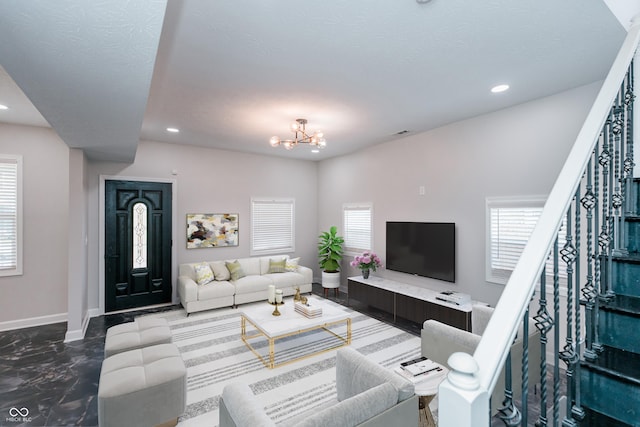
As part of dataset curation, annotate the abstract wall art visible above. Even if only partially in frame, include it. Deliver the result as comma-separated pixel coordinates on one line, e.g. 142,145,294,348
187,213,239,248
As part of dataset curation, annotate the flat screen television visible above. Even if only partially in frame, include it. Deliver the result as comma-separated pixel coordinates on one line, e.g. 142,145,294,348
386,221,455,283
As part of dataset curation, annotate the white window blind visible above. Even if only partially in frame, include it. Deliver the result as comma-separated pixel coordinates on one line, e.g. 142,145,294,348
487,197,566,285
343,204,372,253
251,198,295,255
0,155,22,276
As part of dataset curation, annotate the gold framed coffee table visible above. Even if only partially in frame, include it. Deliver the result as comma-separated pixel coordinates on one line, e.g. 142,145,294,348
240,296,352,369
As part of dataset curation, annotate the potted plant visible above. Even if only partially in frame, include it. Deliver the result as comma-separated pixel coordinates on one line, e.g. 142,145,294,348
350,251,382,279
318,226,344,291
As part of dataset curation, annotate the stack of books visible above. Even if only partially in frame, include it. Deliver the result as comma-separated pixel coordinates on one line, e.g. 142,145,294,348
395,356,442,382
294,301,322,318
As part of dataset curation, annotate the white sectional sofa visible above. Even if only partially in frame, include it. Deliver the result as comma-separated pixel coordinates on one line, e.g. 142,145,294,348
178,255,313,315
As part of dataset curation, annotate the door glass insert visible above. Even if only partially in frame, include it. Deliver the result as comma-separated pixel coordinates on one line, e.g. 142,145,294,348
133,202,147,269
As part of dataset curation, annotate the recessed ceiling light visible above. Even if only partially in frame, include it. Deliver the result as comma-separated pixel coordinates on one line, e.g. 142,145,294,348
166,127,180,133
311,149,320,153
0,104,8,110
491,84,510,93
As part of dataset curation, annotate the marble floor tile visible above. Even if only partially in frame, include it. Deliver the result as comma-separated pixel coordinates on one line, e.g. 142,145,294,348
1,284,549,426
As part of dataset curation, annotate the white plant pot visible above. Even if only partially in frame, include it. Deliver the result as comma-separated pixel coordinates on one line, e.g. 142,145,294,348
321,271,340,289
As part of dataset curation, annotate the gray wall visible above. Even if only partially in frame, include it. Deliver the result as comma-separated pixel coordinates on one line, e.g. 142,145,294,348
86,140,319,311
0,124,69,325
0,80,602,327
318,81,602,306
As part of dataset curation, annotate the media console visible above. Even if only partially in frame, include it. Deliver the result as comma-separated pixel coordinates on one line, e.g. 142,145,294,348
347,276,480,331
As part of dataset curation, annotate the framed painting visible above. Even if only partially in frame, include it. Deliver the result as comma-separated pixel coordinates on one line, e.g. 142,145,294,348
187,213,239,248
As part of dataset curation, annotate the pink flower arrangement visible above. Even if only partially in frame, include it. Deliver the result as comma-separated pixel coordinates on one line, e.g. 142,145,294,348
350,251,383,272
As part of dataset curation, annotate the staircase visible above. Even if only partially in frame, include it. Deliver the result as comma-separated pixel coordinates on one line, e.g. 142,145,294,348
437,18,640,427
580,179,640,426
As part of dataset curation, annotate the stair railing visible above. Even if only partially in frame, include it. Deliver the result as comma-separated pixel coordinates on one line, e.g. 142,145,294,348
438,18,640,426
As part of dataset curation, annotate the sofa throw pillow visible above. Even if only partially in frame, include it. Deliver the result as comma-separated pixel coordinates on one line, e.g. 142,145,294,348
268,258,286,274
211,261,231,281
285,257,300,272
225,260,246,281
194,262,214,285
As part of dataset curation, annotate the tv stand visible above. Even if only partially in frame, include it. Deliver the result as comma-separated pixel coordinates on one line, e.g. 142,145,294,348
347,276,476,331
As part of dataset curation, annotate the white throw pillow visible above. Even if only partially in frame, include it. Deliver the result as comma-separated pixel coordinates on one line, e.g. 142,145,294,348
285,257,300,272
211,261,231,281
194,262,214,285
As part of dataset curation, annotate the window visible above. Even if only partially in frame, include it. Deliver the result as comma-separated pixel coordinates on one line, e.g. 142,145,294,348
486,196,566,285
343,203,372,254
251,198,295,255
132,202,148,269
0,155,22,276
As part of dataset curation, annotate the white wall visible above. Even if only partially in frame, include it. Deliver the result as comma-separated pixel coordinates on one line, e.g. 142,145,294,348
86,140,319,312
0,80,606,328
318,81,602,306
65,148,89,341
0,124,69,326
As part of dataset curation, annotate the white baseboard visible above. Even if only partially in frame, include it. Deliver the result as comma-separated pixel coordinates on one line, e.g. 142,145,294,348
64,308,102,342
64,327,85,342
0,312,67,332
64,315,89,343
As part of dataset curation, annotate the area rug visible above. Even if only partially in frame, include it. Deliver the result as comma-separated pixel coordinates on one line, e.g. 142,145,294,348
137,297,422,427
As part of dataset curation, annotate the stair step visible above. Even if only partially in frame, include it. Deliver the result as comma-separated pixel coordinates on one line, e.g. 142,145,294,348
582,345,640,381
581,405,634,427
625,217,640,253
600,294,640,315
602,256,640,297
612,252,640,262
580,348,640,426
598,303,640,353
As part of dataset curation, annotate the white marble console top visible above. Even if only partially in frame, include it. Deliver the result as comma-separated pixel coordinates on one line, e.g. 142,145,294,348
348,276,477,312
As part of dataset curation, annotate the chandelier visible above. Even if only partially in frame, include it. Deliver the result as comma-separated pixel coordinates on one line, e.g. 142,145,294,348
269,118,327,150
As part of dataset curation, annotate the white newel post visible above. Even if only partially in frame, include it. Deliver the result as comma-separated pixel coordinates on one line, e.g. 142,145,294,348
438,352,489,427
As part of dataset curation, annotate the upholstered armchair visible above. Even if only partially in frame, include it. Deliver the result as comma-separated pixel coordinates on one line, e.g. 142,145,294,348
421,304,541,415
219,347,418,427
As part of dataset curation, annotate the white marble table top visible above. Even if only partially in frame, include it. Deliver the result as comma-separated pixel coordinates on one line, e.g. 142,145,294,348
348,275,479,312
240,295,351,337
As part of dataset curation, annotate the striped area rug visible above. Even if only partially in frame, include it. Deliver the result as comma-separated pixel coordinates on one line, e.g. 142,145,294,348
138,298,422,427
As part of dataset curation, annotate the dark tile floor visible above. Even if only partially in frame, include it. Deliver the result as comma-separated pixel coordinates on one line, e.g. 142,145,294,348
0,305,176,427
0,284,555,426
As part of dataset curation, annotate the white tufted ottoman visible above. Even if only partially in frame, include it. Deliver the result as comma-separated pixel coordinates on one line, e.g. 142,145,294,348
98,343,187,427
104,317,172,358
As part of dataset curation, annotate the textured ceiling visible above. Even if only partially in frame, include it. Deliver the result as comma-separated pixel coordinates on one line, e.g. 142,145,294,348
0,0,630,162
0,0,167,162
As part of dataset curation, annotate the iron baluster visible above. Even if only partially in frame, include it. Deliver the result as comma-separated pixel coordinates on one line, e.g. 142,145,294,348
498,351,522,426
624,62,635,217
559,204,578,427
553,236,561,427
521,306,530,425
572,187,585,421
593,136,604,354
611,92,625,256
582,155,598,361
605,110,615,300
598,118,612,298
534,268,553,427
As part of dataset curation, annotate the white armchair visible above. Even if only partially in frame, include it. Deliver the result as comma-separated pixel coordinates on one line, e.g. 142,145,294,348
219,347,418,427
421,304,541,415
